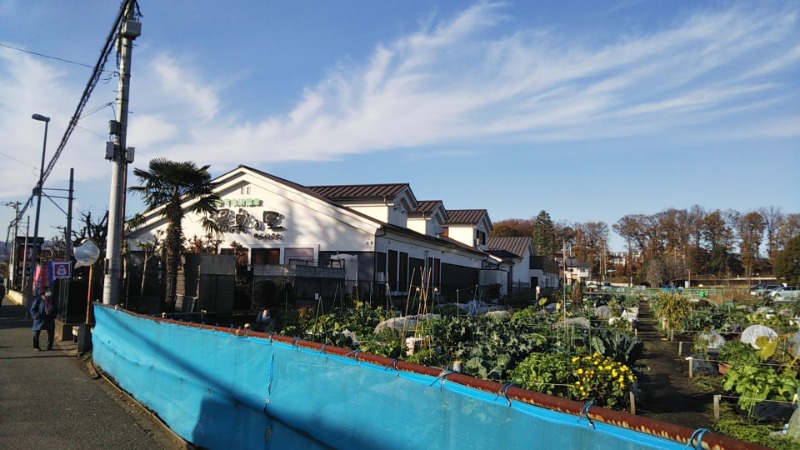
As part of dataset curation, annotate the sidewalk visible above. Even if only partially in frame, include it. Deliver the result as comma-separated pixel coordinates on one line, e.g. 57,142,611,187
0,297,188,449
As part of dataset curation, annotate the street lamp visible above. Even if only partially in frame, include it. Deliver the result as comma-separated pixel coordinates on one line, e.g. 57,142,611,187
28,113,49,304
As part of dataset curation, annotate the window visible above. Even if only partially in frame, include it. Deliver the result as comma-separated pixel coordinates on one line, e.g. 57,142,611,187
285,248,314,265
252,248,280,265
388,250,398,291
399,252,408,291
387,250,409,291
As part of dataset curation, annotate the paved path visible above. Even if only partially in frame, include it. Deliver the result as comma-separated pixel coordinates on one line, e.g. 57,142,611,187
0,298,188,449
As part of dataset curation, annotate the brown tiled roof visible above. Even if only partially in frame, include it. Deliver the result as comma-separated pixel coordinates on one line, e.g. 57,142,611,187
487,236,532,258
409,200,447,219
307,184,410,201
444,209,487,225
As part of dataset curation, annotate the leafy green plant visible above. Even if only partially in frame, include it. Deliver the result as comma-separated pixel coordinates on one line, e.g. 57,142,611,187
358,327,404,358
405,349,446,368
721,364,799,414
589,330,643,365
715,419,800,450
718,340,759,367
651,293,691,334
509,352,572,397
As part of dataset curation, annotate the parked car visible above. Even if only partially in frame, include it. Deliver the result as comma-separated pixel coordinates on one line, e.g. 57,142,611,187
749,284,766,295
752,284,782,297
770,286,800,302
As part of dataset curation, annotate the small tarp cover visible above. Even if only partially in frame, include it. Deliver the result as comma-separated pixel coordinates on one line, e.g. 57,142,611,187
593,305,613,320
373,314,440,334
740,325,778,349
788,332,800,357
555,317,590,330
698,331,726,349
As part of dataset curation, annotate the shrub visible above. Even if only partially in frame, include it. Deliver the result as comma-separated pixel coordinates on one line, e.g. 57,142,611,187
510,352,636,409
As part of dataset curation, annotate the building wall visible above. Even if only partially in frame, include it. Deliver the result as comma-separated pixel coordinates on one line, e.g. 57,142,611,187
129,174,379,263
406,217,428,236
126,169,490,302
447,225,476,248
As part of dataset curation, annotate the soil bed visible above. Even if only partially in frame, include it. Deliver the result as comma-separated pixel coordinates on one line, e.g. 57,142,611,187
635,301,716,429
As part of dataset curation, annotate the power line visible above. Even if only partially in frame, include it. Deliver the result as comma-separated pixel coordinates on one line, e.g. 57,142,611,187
0,150,37,171
0,42,113,72
8,0,138,231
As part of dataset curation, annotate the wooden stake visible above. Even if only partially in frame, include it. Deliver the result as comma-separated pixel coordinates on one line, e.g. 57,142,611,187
688,357,694,378
713,395,720,422
629,391,636,415
678,341,683,357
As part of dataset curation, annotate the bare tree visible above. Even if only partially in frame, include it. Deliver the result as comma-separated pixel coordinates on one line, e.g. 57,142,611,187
776,213,800,252
759,206,784,259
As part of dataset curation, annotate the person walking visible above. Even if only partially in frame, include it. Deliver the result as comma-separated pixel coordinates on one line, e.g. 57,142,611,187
30,289,58,351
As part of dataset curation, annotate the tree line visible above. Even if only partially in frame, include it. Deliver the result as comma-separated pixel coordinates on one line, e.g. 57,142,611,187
491,207,800,286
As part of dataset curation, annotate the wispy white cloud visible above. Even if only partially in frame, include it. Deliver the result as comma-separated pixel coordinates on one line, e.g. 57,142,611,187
0,48,112,198
2,1,797,198
141,2,797,168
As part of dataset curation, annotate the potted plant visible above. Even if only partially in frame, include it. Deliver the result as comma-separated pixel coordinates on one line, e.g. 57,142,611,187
717,340,759,374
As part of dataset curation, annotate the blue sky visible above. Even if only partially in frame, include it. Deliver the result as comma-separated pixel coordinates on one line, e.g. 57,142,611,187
1,0,798,252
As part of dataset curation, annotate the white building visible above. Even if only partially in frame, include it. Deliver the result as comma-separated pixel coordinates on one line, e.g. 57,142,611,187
126,165,496,303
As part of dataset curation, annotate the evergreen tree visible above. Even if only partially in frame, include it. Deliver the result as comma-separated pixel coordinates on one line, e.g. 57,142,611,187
532,210,556,258
775,235,800,285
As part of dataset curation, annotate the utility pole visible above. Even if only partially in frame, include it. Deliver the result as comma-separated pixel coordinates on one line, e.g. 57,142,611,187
66,169,74,264
103,1,140,305
4,202,20,288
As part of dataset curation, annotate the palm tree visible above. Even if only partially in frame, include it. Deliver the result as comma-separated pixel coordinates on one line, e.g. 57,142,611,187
129,158,220,309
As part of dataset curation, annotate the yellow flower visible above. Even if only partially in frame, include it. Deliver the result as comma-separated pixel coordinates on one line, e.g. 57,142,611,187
628,375,634,381
577,368,584,375
605,365,612,371
572,356,579,363
574,381,580,386
620,366,628,372
612,370,618,377
579,386,585,392
619,376,625,383
593,360,600,365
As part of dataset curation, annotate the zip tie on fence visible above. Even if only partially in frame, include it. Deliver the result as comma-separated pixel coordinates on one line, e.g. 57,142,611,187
496,383,514,407
345,349,361,361
579,401,595,428
318,343,330,361
384,358,400,372
683,428,708,450
429,369,454,388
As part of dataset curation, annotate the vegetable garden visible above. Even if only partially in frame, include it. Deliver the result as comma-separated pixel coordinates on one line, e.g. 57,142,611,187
246,286,800,449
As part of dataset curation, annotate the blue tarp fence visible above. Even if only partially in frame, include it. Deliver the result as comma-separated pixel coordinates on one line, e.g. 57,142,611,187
92,305,716,449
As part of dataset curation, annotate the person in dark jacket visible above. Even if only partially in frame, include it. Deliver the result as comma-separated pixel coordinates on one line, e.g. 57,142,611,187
30,290,58,351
